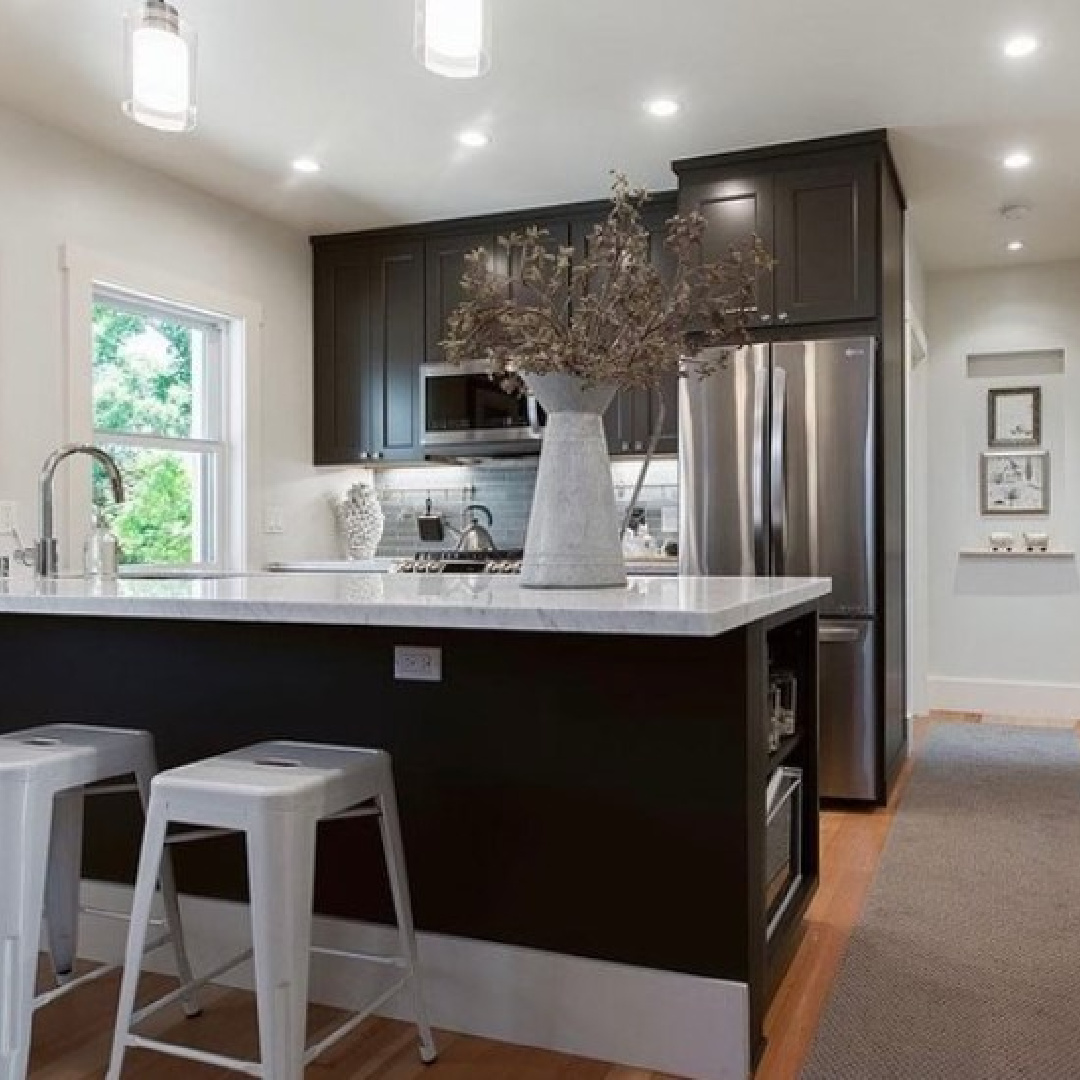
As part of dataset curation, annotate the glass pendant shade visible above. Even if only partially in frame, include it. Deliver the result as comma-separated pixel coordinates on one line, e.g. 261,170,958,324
123,0,197,132
415,0,491,79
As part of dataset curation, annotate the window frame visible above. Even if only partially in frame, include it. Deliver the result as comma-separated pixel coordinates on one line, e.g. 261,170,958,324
92,287,230,572
62,245,263,575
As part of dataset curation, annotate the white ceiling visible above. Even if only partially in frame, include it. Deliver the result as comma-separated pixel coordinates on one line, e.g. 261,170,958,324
1,0,1079,270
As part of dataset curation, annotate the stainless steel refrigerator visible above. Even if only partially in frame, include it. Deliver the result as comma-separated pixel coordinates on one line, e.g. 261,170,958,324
679,337,879,800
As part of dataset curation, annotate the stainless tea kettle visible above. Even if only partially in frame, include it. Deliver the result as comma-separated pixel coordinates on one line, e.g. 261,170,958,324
456,504,496,552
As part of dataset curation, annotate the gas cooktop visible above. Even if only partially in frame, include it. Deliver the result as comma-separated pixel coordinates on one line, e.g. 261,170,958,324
392,550,523,575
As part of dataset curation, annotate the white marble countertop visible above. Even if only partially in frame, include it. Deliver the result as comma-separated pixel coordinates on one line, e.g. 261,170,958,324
0,574,831,637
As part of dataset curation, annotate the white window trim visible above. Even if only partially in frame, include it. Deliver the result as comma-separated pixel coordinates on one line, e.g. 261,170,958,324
62,244,264,574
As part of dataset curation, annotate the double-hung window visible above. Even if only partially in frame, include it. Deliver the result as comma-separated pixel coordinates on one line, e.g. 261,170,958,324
91,288,229,570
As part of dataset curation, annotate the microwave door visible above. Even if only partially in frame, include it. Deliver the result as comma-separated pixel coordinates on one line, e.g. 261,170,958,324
421,364,539,447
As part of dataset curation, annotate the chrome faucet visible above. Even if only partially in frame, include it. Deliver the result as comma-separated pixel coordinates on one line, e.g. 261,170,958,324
35,445,124,577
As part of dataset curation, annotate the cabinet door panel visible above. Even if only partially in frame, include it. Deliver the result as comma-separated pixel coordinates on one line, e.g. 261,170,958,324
426,230,498,362
680,175,774,324
774,161,878,324
370,241,424,460
314,253,371,464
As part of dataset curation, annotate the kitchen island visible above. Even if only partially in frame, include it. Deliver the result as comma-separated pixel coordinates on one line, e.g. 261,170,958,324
0,574,828,1080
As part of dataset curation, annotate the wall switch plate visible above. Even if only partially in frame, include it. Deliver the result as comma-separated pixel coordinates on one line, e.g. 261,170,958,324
263,507,285,535
394,645,443,683
0,502,18,536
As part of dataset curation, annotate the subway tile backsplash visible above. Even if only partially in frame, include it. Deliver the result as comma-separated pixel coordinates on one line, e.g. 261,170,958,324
369,458,679,557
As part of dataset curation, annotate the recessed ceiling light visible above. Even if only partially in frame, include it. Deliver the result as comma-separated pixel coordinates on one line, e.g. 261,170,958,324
457,130,490,148
1006,240,1025,252
646,98,680,118
1003,151,1032,170
292,157,321,174
1004,35,1040,59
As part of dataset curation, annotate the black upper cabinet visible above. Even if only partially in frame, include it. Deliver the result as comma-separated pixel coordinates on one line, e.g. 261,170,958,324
314,251,370,465
368,240,425,461
313,239,424,465
679,174,774,326
312,136,899,465
425,230,499,363
575,199,680,457
772,159,878,324
675,134,887,327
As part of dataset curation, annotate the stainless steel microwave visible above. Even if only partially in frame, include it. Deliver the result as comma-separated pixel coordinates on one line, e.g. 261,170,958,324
420,360,543,451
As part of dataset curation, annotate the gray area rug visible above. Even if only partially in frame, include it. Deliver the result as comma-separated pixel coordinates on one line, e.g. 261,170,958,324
802,723,1080,1079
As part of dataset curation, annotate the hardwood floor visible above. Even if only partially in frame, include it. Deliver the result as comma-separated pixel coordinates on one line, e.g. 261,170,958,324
27,734,923,1079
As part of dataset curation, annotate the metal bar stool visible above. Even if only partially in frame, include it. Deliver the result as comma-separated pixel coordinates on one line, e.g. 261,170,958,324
107,740,436,1080
0,723,198,1080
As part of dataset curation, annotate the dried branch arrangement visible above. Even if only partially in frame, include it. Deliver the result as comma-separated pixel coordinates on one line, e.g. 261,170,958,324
443,173,773,389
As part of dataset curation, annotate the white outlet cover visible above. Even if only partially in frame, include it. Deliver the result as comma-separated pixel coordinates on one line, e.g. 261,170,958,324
263,506,285,535
394,645,443,683
0,501,17,535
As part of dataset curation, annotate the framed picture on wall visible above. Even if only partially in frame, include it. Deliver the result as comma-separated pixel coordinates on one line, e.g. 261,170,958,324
980,451,1051,515
988,387,1042,447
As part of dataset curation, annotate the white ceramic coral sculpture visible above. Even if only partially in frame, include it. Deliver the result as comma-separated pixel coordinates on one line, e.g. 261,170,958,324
334,482,385,560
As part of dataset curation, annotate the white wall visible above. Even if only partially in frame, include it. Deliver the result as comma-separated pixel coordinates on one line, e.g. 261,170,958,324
0,104,352,569
926,260,1080,719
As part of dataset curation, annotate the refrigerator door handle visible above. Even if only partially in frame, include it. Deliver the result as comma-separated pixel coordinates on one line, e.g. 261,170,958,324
752,355,769,575
770,366,788,576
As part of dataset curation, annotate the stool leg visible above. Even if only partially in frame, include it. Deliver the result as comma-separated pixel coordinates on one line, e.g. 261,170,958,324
106,800,170,1080
247,813,317,1080
376,782,437,1065
43,789,85,984
134,770,199,1018
0,784,54,1080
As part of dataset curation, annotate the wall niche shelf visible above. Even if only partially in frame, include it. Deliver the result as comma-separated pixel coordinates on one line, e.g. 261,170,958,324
965,348,1065,378
959,549,1075,560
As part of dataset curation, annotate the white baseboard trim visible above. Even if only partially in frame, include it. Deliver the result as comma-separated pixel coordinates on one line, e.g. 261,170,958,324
928,676,1080,721
79,882,750,1080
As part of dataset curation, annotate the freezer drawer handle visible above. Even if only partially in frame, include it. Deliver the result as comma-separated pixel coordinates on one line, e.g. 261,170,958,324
819,626,863,644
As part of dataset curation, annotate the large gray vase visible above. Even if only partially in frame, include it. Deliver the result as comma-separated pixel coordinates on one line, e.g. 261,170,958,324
520,373,628,590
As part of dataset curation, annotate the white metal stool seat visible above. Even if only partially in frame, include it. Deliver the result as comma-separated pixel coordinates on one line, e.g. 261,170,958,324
0,723,197,1080
107,739,437,1080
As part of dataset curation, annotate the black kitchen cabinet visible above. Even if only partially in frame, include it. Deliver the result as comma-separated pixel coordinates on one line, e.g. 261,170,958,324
425,230,501,363
313,133,899,466
368,240,425,461
313,239,424,464
773,158,878,324
571,198,680,458
675,133,884,327
313,251,370,465
678,173,774,326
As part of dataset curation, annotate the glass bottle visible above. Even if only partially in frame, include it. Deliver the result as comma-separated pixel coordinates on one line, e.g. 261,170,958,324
84,508,120,578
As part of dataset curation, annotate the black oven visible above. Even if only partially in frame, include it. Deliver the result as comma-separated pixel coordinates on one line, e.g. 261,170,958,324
421,361,542,452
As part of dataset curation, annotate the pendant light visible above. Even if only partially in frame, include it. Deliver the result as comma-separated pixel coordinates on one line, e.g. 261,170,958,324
415,0,491,79
123,0,197,132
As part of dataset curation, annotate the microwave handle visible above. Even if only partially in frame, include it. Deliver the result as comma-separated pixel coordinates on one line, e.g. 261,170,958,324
527,394,543,438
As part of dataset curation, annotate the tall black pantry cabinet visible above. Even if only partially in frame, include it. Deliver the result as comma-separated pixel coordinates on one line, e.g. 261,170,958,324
674,130,908,805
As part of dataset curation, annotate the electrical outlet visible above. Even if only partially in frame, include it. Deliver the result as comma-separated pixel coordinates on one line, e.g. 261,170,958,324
394,646,443,683
263,507,285,535
0,501,18,537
